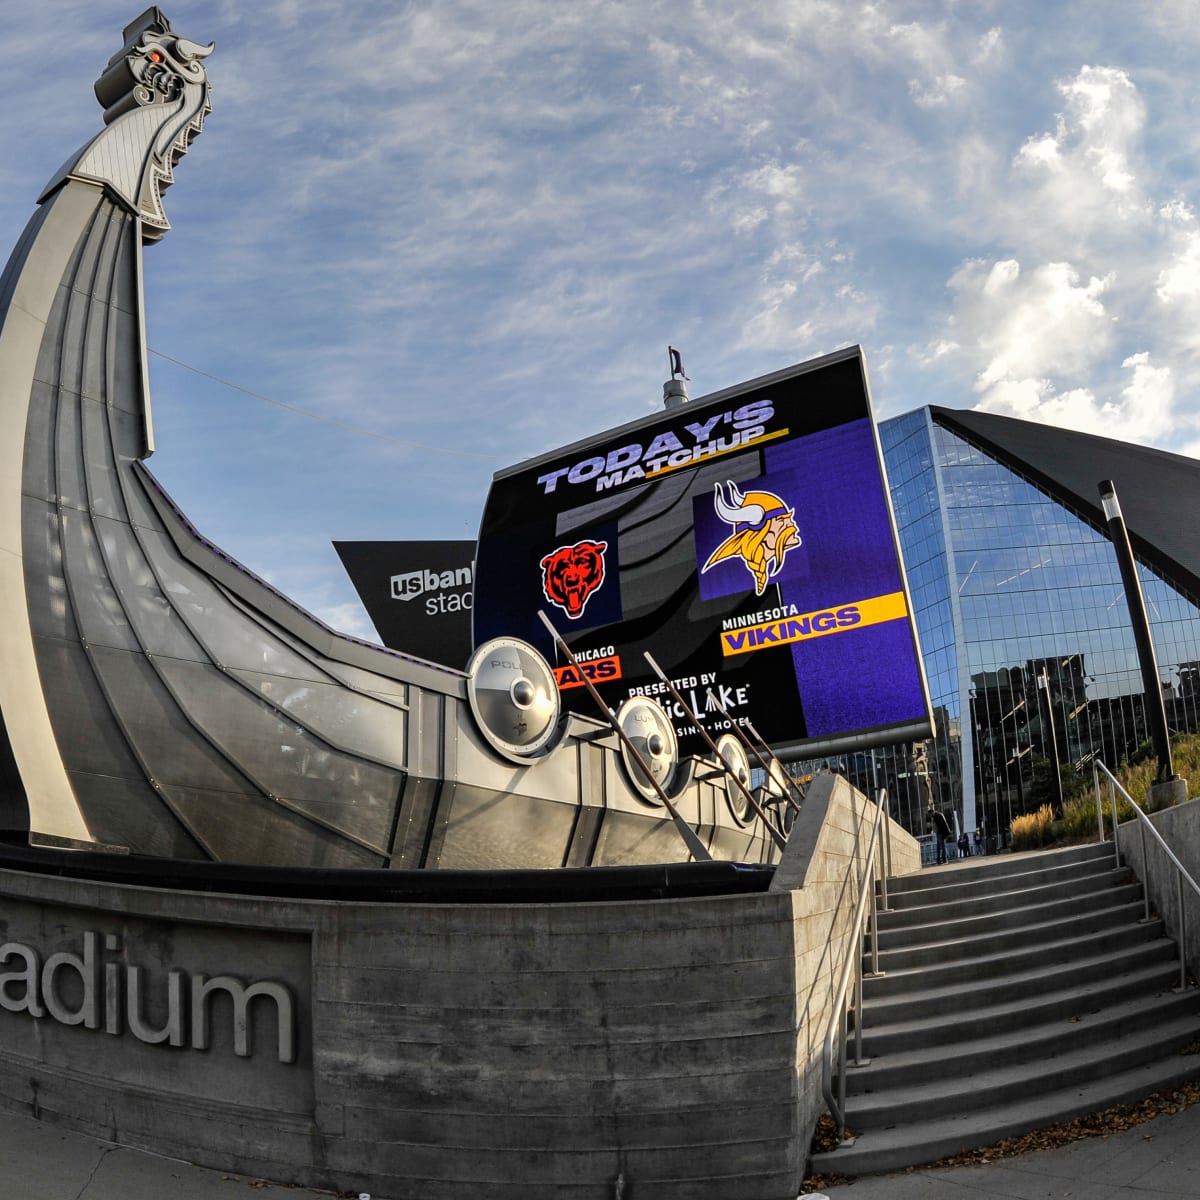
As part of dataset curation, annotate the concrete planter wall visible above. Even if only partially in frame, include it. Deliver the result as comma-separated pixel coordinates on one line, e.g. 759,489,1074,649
1115,793,1200,981
0,775,918,1199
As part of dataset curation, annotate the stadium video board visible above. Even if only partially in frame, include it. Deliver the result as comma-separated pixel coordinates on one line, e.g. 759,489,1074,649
472,347,933,760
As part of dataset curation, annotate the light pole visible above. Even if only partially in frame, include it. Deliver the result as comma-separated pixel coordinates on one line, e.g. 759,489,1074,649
1037,669,1064,811
1098,479,1186,809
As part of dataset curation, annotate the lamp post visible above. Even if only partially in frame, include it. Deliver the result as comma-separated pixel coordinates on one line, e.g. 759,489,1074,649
1037,669,1064,811
1098,480,1186,809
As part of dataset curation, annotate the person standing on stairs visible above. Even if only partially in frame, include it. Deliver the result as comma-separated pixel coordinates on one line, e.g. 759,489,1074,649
931,807,952,864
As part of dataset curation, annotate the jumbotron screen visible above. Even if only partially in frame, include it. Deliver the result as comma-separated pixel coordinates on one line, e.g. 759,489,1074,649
472,347,933,760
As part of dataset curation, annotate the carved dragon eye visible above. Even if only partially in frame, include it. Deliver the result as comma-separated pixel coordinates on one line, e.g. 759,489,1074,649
149,50,163,63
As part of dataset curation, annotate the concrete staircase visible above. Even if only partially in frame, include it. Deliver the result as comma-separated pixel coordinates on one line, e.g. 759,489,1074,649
809,842,1200,1178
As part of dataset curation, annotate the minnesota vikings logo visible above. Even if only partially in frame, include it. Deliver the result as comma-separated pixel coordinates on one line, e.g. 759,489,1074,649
701,481,801,596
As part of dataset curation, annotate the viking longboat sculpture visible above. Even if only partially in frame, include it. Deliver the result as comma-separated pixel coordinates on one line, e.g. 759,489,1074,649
0,9,776,871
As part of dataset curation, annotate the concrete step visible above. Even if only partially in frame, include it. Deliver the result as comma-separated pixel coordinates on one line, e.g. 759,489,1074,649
811,1043,1200,1178
870,888,1145,960
863,916,1165,998
847,1006,1200,1128
846,984,1200,1094
870,896,1151,973
883,859,1123,912
813,843,1200,1180
877,864,1130,927
882,844,1115,901
862,938,1178,1032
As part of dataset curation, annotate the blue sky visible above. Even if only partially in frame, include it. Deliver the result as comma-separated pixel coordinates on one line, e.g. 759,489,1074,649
4,2,1200,639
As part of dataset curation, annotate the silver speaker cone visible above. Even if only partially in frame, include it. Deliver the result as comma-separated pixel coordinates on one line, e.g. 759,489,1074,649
616,697,678,802
466,637,561,759
716,732,753,823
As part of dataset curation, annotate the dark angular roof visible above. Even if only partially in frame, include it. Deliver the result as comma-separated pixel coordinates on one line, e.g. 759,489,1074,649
930,406,1200,604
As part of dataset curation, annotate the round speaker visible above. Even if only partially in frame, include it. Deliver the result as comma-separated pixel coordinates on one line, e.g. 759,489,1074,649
466,637,561,761
615,696,678,802
759,759,794,834
717,732,753,823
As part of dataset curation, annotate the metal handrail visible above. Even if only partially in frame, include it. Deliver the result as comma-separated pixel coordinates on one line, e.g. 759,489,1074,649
821,787,890,1140
1093,760,1200,991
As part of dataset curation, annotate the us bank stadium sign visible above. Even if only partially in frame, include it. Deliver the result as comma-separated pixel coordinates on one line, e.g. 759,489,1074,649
473,346,934,761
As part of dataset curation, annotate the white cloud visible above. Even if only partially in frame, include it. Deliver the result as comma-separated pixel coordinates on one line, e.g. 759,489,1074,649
977,351,1174,445
909,74,966,110
948,258,1113,392
1157,225,1200,301
973,27,1004,65
1012,65,1148,223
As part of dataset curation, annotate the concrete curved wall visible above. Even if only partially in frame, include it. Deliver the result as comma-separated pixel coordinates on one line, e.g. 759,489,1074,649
0,774,919,1199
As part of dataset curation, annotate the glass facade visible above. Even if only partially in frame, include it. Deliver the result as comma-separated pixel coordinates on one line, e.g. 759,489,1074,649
805,407,1200,845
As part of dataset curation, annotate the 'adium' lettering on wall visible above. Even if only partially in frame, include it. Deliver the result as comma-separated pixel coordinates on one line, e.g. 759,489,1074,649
0,931,296,1063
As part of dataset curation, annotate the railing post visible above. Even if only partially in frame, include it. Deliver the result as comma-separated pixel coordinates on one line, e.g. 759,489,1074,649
1140,819,1152,922
1109,778,1121,869
836,1006,847,1138
867,868,880,977
1177,872,1187,992
879,788,892,911
1093,762,1104,843
852,950,866,1066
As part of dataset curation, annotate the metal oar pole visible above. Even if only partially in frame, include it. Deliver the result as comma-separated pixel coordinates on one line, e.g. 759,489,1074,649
536,612,711,862
704,688,802,814
643,652,787,852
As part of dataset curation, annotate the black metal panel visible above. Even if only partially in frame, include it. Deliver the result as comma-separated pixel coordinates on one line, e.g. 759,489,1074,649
333,539,475,667
591,809,702,866
386,774,444,868
22,499,81,643
226,668,408,765
150,656,401,850
84,394,134,521
59,506,141,651
432,783,578,870
0,713,28,838
94,519,206,661
22,378,60,506
933,407,1200,604
84,645,260,798
163,783,384,868
64,771,205,858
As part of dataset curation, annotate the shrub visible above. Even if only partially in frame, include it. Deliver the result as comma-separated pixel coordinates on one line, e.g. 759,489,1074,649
1058,789,1134,841
1110,732,1200,810
1010,803,1055,851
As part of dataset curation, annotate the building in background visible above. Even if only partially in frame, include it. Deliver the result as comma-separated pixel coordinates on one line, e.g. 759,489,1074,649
837,406,1200,842
337,405,1200,848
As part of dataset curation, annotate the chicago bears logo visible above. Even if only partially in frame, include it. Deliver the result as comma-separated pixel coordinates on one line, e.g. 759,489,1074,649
541,539,608,619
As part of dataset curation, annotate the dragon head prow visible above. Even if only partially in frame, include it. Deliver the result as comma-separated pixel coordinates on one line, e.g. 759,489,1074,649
40,7,214,243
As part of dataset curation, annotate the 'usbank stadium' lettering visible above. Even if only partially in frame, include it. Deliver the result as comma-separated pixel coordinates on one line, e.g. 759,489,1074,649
720,592,910,656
